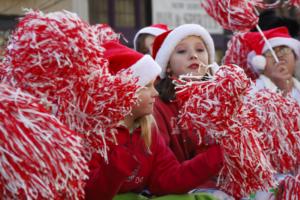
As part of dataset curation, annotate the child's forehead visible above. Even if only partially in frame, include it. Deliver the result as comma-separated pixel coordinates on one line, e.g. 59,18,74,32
177,35,205,45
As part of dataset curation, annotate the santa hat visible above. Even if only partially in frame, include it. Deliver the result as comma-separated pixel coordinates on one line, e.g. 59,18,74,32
152,24,215,78
133,24,169,50
103,41,161,86
244,27,300,71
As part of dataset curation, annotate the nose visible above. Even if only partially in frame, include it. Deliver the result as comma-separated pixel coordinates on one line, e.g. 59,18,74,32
190,50,198,60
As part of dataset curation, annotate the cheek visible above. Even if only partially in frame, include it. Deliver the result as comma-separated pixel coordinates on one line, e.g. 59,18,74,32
199,53,209,65
170,55,189,70
265,58,274,70
287,58,296,73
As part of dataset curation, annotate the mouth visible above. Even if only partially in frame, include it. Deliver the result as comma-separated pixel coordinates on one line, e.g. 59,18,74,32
188,63,199,70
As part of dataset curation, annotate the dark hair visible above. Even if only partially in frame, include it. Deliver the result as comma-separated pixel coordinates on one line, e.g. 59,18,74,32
156,71,211,103
155,75,176,102
252,9,300,38
136,33,152,54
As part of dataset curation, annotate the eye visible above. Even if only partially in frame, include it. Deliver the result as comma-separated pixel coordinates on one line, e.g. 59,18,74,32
264,50,272,57
196,48,204,52
177,49,186,54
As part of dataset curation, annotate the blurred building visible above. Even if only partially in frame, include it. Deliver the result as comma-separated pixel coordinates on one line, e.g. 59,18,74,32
88,0,227,63
0,0,88,59
0,0,299,62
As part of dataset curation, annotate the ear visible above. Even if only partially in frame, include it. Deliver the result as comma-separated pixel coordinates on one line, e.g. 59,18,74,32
166,64,172,74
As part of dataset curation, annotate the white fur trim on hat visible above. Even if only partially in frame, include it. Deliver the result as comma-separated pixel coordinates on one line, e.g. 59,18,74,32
265,38,300,80
133,27,167,50
127,55,161,86
248,37,300,73
247,51,267,72
155,24,215,79
251,55,266,70
262,37,300,58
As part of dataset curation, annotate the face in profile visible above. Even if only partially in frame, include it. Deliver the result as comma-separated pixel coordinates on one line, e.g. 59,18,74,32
168,35,209,77
137,34,155,55
131,80,158,119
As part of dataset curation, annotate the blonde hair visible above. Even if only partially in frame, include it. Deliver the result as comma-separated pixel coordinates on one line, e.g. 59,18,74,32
137,114,156,152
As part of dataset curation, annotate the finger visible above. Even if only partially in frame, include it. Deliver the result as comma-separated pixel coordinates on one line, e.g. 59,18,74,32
276,65,288,73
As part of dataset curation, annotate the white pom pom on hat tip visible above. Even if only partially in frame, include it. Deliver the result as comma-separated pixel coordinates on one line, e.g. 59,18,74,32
251,55,266,71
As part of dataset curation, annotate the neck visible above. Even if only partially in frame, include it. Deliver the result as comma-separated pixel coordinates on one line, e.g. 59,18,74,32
123,114,136,130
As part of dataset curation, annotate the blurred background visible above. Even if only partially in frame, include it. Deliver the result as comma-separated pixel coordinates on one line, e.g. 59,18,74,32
0,0,299,62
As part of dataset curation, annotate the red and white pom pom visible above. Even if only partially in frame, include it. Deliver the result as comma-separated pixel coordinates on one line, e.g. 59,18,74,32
201,0,259,32
246,90,300,173
176,64,275,198
92,23,120,44
3,10,140,160
0,61,6,82
0,83,88,199
277,175,300,200
176,63,300,197
223,33,259,80
201,0,281,32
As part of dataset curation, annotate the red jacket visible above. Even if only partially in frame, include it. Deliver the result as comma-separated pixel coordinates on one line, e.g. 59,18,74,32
153,97,219,188
153,97,203,162
85,126,223,200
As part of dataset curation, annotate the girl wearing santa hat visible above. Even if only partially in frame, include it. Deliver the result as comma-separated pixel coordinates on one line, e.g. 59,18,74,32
245,26,300,104
243,26,300,199
152,24,217,162
151,24,232,199
84,41,224,200
133,23,169,55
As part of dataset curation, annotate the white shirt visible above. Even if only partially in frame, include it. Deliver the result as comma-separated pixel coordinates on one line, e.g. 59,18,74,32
251,74,300,104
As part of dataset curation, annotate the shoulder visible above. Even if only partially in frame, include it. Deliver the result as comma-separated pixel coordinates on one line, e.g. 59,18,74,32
253,75,277,92
154,96,167,108
293,77,300,91
150,127,166,149
154,97,179,111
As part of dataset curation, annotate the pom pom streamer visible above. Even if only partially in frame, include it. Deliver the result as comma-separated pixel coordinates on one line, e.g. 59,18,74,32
222,33,259,80
201,0,259,32
176,64,300,197
92,23,120,44
2,10,140,160
0,83,88,199
278,175,300,200
0,61,6,82
201,0,281,32
247,90,300,173
176,64,275,198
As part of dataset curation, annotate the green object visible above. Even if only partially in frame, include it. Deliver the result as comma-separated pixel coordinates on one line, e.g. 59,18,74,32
153,193,218,200
113,192,148,200
269,188,278,198
113,193,218,200
249,193,256,200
